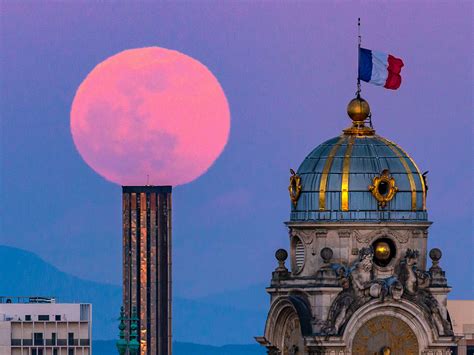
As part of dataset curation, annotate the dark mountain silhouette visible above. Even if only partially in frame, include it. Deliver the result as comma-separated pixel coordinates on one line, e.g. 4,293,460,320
94,340,264,354
0,245,266,346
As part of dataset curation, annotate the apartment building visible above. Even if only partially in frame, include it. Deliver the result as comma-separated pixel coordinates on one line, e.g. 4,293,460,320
0,297,91,355
448,300,474,355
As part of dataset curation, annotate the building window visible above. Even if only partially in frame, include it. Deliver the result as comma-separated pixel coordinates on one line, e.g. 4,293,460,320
52,332,57,345
32,349,37,355
38,350,43,355
38,315,49,321
80,304,89,321
53,349,58,355
68,349,75,355
55,314,61,321
25,315,31,321
68,332,74,346
34,333,44,346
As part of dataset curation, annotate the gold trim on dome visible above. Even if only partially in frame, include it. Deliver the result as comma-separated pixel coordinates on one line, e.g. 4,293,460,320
319,136,345,210
343,121,375,136
377,136,417,211
369,169,399,208
341,135,356,211
345,96,375,136
383,137,426,211
288,169,302,206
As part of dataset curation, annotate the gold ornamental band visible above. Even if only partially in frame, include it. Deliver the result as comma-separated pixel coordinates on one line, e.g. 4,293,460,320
378,136,417,211
383,137,426,211
319,136,346,210
341,135,356,211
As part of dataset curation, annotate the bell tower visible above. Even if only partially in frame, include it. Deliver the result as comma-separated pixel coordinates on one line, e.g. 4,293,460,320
256,97,455,355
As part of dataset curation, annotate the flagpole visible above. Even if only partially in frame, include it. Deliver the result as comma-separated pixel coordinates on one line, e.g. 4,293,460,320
356,18,373,127
357,18,361,98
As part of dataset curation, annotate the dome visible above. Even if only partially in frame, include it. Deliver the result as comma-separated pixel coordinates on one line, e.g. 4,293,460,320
291,133,427,222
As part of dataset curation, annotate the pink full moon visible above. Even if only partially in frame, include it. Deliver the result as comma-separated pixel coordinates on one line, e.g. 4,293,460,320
70,47,230,186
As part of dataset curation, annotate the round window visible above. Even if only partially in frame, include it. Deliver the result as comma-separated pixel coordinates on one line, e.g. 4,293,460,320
368,170,398,208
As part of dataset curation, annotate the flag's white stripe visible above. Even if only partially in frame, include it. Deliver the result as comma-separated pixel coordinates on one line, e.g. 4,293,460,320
369,51,389,86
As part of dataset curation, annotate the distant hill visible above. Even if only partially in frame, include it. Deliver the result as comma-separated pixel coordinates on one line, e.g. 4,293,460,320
0,245,266,345
0,245,120,340
197,282,269,312
94,340,265,355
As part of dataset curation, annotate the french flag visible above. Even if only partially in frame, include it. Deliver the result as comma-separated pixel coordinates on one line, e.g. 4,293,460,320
359,48,404,90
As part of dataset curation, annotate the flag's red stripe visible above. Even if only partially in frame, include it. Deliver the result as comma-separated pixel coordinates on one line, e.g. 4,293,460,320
384,72,402,90
387,55,404,74
384,54,404,89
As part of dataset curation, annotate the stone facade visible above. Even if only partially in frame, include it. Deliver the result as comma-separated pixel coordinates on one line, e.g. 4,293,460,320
256,222,456,354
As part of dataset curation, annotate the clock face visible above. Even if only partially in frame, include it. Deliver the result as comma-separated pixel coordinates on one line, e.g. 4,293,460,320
352,316,419,355
282,315,303,355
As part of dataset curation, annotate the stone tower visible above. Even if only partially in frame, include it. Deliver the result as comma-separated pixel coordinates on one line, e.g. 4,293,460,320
122,186,172,355
256,97,455,354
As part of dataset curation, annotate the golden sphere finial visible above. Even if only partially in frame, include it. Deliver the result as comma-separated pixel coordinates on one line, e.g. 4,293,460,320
347,96,370,122
374,241,391,261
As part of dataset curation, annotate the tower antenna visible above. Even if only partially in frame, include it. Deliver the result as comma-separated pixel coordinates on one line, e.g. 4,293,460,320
356,18,362,98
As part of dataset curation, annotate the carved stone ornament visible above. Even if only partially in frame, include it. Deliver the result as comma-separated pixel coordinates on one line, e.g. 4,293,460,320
288,169,302,207
396,249,453,336
315,229,327,238
322,246,406,335
368,169,398,208
354,230,370,243
319,244,454,338
357,228,409,244
411,229,427,239
338,229,351,239
289,229,315,245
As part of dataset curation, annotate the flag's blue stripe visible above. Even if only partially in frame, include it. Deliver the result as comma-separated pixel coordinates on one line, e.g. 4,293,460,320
358,48,372,83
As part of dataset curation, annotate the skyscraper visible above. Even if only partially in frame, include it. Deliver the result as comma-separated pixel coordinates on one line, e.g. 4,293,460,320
122,186,172,355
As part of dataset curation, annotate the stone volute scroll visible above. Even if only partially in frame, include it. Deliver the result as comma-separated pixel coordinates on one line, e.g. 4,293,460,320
289,228,315,245
357,228,410,245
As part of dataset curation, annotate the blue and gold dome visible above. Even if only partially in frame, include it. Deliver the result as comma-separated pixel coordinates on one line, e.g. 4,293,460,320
289,97,427,222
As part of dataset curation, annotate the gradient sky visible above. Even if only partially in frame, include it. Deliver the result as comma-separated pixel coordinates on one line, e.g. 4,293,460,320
1,2,472,299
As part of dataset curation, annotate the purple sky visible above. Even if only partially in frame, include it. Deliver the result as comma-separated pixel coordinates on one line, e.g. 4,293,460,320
1,2,472,298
